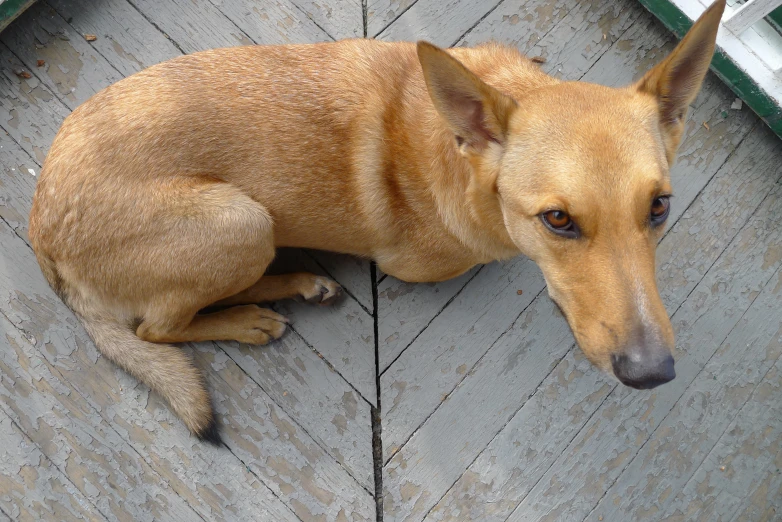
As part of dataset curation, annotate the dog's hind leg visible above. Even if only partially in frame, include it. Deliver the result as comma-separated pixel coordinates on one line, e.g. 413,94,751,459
127,179,291,346
38,176,283,440
212,273,343,307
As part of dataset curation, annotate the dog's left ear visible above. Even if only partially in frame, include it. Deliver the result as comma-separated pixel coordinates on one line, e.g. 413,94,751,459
417,41,517,157
636,0,726,163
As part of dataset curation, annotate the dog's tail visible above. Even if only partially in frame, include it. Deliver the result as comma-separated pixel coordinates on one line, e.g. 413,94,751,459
79,314,222,445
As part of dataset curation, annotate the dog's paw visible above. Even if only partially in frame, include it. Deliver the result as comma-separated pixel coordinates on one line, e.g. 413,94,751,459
231,305,288,344
299,276,343,306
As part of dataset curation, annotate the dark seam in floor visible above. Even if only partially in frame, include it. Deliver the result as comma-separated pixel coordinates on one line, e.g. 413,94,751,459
0,214,29,248
275,317,379,411
371,261,384,521
122,0,188,55
362,0,368,38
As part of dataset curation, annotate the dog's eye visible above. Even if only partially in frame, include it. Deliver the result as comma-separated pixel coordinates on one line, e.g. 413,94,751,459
650,196,670,226
541,210,579,238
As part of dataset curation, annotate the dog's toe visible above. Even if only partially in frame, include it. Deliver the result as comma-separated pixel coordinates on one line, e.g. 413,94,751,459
302,276,342,305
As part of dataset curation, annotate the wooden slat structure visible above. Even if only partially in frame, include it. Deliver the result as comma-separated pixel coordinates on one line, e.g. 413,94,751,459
1,0,781,521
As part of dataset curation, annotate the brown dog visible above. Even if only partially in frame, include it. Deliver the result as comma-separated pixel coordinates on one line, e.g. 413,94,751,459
29,0,726,443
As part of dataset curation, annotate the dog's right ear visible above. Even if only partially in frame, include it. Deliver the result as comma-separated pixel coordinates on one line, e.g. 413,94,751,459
636,0,726,164
417,41,517,157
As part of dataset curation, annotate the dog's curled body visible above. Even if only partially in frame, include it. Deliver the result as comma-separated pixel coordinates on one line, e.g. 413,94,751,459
29,0,725,443
29,40,549,441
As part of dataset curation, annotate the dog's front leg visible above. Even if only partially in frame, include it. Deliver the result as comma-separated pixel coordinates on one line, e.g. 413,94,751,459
212,273,342,307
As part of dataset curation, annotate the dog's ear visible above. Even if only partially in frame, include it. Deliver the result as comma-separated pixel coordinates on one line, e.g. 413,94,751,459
636,0,726,163
417,41,517,156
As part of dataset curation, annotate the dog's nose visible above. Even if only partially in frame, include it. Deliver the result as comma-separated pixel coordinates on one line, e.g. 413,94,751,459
611,351,675,390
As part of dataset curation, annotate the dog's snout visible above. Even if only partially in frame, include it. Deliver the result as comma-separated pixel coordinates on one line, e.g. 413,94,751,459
611,351,675,390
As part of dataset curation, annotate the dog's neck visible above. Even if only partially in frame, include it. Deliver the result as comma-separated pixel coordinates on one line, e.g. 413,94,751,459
424,119,520,263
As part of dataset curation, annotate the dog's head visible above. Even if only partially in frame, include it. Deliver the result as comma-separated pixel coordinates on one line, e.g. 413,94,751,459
418,0,726,388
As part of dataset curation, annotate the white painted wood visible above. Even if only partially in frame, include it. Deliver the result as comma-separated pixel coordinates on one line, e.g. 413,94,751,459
723,0,782,34
680,0,782,119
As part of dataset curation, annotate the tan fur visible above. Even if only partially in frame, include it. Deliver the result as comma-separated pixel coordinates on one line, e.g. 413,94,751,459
29,0,726,442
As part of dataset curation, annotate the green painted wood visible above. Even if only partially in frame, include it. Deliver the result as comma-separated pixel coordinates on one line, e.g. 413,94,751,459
767,5,782,30
0,0,34,32
638,0,782,138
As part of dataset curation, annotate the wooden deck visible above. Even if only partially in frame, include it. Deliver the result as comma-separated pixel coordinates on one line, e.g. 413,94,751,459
1,0,781,520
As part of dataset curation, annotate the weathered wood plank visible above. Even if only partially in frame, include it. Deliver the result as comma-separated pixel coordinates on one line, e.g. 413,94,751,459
203,0,331,45
503,167,782,522
460,0,641,82
0,312,214,522
380,256,546,458
192,342,375,521
423,120,782,522
0,411,107,522
383,296,589,522
377,0,501,46
1,3,123,109
126,0,253,52
0,42,70,163
46,0,182,76
377,268,477,373
272,249,377,405
308,250,374,313
584,128,782,522
456,0,575,50
422,342,610,522
730,448,782,522
659,357,782,522
366,0,415,38
379,68,756,466
0,131,37,244
214,329,375,489
288,0,363,40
